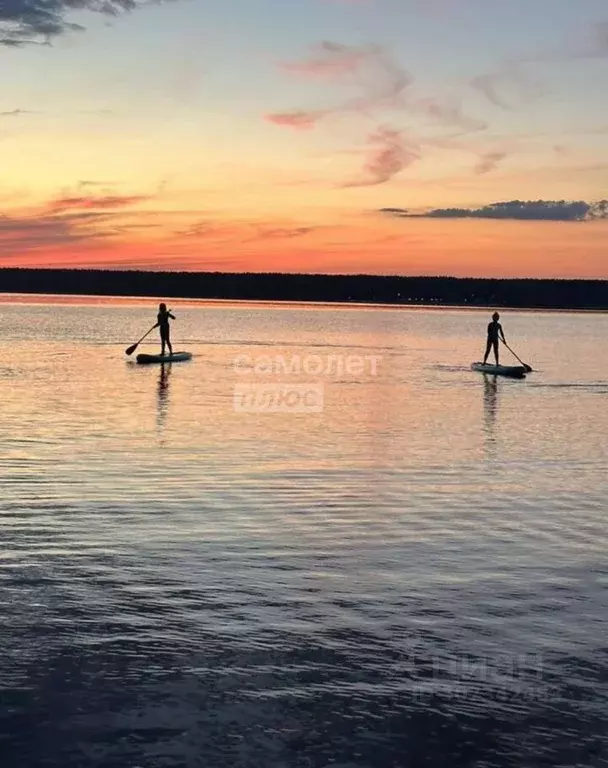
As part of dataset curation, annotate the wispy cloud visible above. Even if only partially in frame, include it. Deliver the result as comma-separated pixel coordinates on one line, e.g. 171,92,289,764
77,180,120,190
380,200,608,222
414,98,487,132
474,150,508,175
266,40,489,185
49,194,151,212
265,109,329,130
0,210,114,254
0,187,163,256
0,189,322,262
176,219,317,242
494,19,608,70
553,144,571,157
471,67,544,110
254,225,316,239
0,108,35,117
278,41,386,81
0,0,157,47
342,127,420,187
266,41,413,131
469,22,607,117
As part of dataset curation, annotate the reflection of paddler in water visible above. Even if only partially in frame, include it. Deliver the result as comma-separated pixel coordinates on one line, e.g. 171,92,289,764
483,373,498,442
156,363,172,438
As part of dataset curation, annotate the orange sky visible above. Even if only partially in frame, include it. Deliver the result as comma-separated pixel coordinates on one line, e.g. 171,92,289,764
1,196,606,278
1,0,607,277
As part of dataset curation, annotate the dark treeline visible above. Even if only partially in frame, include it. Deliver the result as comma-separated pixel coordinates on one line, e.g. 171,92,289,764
0,268,606,309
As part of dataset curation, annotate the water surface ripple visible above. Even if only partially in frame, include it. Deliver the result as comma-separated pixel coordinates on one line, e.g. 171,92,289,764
0,301,606,767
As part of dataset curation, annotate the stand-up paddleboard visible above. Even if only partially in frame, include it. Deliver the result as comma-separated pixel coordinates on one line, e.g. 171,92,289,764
136,351,192,364
471,362,527,378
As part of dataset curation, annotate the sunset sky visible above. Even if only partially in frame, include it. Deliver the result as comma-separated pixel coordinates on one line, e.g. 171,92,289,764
1,0,607,277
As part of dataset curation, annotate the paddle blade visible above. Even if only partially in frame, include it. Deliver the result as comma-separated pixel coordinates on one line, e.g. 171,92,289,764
524,364,533,372
125,343,138,356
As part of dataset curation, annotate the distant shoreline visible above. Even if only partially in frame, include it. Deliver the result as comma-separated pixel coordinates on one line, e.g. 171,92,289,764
1,292,608,315
0,268,606,311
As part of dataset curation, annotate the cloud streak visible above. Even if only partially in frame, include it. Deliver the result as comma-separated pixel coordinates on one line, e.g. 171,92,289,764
278,41,384,81
265,109,329,130
0,108,35,117
0,210,114,254
0,189,164,256
380,200,608,222
49,194,151,211
176,219,317,242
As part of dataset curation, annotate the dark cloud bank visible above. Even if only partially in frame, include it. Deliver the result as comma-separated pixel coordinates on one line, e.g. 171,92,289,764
381,200,608,222
0,0,150,46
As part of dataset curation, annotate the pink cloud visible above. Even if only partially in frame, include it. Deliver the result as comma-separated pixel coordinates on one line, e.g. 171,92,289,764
266,39,488,185
271,41,413,123
342,127,420,187
265,109,328,130
279,41,381,80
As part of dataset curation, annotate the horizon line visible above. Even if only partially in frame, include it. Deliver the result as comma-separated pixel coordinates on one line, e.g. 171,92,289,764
0,267,606,283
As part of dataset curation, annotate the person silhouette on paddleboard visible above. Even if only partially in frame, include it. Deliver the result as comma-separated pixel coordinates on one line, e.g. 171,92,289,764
483,312,506,365
155,303,175,357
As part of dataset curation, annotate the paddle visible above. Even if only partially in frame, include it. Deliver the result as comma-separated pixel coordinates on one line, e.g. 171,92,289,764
502,340,532,372
125,324,157,356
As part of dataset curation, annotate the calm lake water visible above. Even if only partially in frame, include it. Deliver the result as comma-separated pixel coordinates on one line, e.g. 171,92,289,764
1,296,607,768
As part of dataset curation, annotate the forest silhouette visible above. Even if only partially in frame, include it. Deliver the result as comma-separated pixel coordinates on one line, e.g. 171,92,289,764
0,269,605,309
